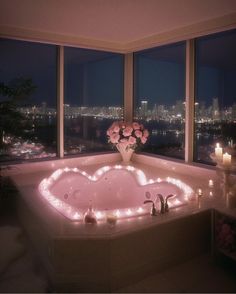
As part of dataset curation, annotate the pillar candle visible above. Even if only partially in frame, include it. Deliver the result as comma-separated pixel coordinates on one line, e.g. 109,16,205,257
223,152,231,166
215,143,223,160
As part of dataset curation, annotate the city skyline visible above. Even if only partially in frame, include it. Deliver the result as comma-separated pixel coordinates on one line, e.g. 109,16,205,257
18,96,236,122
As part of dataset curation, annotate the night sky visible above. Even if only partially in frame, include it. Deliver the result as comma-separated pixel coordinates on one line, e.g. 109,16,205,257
0,29,236,108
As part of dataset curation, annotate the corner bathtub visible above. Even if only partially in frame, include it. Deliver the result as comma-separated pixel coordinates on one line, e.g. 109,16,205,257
38,164,194,221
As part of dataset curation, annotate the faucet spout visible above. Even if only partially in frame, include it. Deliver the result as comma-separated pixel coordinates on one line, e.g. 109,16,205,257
143,200,157,216
157,194,165,214
164,194,175,212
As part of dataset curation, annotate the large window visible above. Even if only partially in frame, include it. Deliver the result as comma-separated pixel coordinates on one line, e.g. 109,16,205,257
2,29,235,166
134,42,186,159
0,39,57,162
64,47,124,155
195,29,236,164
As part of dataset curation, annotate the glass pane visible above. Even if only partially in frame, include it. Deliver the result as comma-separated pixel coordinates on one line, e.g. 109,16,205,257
195,29,236,164
134,42,186,159
64,47,124,156
0,39,57,162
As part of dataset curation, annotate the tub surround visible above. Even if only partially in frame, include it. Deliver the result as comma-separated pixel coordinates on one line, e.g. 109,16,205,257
6,154,236,292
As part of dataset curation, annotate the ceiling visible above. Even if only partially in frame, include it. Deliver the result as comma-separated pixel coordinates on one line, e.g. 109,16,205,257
0,0,236,52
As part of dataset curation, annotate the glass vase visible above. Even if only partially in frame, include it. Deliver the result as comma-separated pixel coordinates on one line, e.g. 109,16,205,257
116,143,134,163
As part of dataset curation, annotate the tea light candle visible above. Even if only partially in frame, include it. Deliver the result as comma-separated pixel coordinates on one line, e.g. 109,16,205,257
223,152,231,166
208,180,214,188
197,189,202,196
215,143,223,160
106,214,117,225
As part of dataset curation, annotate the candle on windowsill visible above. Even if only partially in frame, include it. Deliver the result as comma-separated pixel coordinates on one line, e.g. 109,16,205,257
223,152,231,166
215,143,223,160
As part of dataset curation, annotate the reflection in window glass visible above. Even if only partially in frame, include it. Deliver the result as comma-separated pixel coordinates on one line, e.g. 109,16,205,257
0,39,57,162
134,42,186,159
64,47,124,155
195,29,236,164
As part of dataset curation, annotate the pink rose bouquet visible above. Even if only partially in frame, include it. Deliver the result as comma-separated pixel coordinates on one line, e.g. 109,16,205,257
107,121,149,150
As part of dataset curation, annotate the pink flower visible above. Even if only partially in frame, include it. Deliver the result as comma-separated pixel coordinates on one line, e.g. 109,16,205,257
110,122,120,133
128,136,136,145
141,136,147,144
143,129,149,138
134,130,142,138
107,128,113,136
110,133,120,144
123,126,133,137
132,122,140,130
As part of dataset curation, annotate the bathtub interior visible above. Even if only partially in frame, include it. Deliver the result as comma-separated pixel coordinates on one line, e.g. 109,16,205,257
38,164,194,222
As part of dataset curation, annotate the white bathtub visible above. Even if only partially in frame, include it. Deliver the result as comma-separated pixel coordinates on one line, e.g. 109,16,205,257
38,164,194,221
9,154,222,292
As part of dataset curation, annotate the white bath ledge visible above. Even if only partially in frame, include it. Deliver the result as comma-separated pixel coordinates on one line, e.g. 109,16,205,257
2,152,216,177
9,153,236,238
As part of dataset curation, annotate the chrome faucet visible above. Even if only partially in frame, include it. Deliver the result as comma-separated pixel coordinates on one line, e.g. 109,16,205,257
157,193,175,213
143,200,157,216
144,193,176,216
157,194,165,214
164,194,175,212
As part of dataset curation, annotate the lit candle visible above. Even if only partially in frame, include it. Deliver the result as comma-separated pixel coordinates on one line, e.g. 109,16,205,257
198,189,202,196
106,214,117,225
215,143,223,160
208,180,214,188
223,152,231,166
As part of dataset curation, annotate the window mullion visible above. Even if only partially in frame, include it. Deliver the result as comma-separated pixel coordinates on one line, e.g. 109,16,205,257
124,53,134,122
185,39,195,163
57,45,64,158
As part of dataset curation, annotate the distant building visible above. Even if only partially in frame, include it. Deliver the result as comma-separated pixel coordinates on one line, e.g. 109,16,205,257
212,97,220,121
232,103,236,120
140,100,148,118
157,105,165,119
175,100,184,117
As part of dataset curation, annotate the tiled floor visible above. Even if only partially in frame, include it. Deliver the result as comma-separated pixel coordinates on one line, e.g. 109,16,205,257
116,254,236,293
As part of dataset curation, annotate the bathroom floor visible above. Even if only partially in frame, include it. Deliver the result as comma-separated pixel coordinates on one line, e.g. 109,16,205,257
116,254,236,293
0,189,50,293
0,187,236,293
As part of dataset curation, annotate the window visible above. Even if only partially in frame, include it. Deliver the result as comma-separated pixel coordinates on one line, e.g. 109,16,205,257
195,29,236,164
0,38,57,162
134,42,186,159
64,47,124,155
